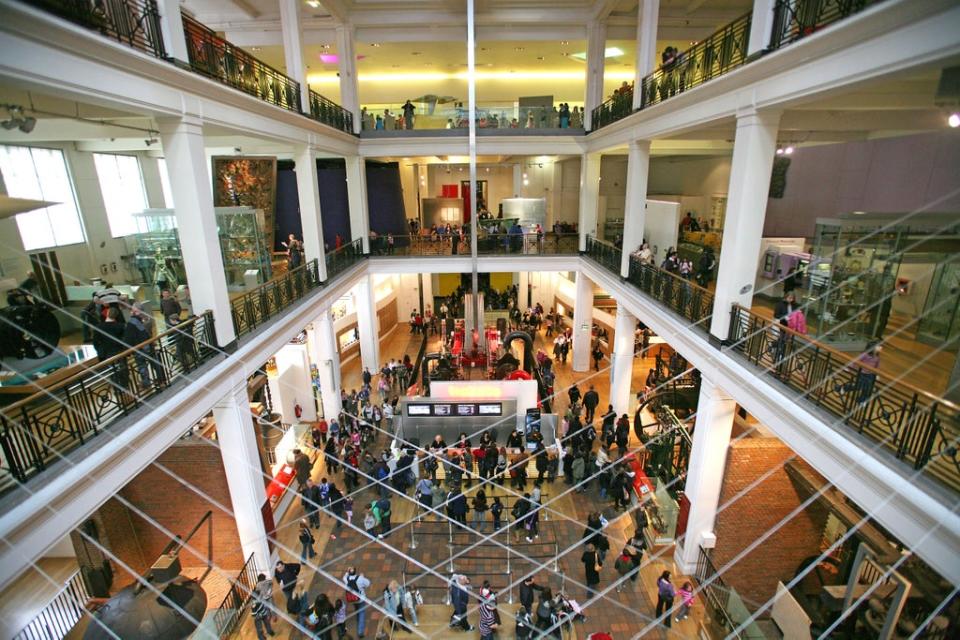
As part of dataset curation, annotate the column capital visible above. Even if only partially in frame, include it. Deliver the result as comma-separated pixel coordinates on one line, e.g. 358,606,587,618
734,106,782,127
156,115,204,137
699,377,734,402
628,139,652,152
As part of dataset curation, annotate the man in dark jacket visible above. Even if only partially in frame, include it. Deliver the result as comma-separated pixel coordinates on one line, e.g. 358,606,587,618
519,575,545,613
449,575,474,631
123,303,158,389
448,488,468,526
274,560,301,608
568,383,581,406
582,385,600,423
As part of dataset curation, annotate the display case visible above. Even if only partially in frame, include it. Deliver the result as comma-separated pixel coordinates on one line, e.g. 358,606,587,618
917,256,960,345
799,217,903,351
128,207,272,292
217,206,273,288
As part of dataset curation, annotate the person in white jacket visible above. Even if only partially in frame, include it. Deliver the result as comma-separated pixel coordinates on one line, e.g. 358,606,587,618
343,567,372,637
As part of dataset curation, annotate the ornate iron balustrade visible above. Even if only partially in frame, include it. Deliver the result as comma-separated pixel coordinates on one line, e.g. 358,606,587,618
769,0,883,50
476,232,580,256
11,569,90,640
639,11,752,110
590,87,635,131
325,238,364,280
211,553,258,636
726,304,960,495
584,234,623,275
627,259,715,332
308,88,354,134
0,312,219,489
22,0,167,58
182,14,301,113
230,259,321,338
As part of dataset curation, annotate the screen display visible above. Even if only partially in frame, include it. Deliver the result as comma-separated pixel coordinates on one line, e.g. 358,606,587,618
477,404,501,416
456,404,476,416
433,404,452,416
407,404,431,416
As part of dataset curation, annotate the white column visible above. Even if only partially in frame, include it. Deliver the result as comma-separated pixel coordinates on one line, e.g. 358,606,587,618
518,271,530,308
610,305,635,415
709,109,780,341
295,146,327,278
213,384,273,571
620,140,651,277
158,117,235,347
674,379,735,574
578,153,602,251
584,20,607,130
571,271,594,372
633,0,660,109
748,0,778,55
354,276,380,371
308,312,343,420
346,156,369,252
336,25,361,134
279,0,310,112
420,273,434,314
158,0,188,63
513,164,523,197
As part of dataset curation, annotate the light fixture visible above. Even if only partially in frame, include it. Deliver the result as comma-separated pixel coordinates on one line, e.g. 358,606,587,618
949,112,960,128
306,0,319,7
561,41,569,45
523,178,529,186
522,172,527,178
144,137,158,146
250,46,261,52
1,105,37,133
775,148,784,155
371,43,381,47
784,146,794,155
321,43,331,50
569,47,624,62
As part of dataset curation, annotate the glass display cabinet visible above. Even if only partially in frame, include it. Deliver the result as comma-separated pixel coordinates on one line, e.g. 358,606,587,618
217,206,273,287
917,255,960,345
131,209,186,292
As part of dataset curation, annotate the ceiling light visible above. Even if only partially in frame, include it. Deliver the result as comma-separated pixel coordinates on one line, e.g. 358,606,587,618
523,178,529,186
0,119,17,130
306,0,319,7
371,43,381,47
784,146,794,155
561,41,569,45
852,211,867,215
412,51,422,56
1,105,36,134
319,53,338,64
321,44,331,50
949,112,960,128
514,47,525,52
570,47,624,62
776,148,784,155
522,173,527,179
536,56,544,61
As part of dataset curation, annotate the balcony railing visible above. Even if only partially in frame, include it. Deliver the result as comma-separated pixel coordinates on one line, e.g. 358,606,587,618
726,304,960,495
590,87,634,131
182,14,301,113
640,11,752,110
0,312,219,490
477,232,580,256
584,234,623,275
769,0,884,50
694,547,765,638
325,238,365,281
308,88,354,134
21,0,167,58
627,259,715,332
11,568,90,640
211,553,258,636
230,259,321,339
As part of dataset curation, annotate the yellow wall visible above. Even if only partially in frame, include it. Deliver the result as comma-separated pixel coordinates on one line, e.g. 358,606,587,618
490,273,513,290
437,273,461,296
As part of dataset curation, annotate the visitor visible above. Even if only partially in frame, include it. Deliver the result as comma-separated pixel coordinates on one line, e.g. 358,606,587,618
284,233,303,270
251,573,275,640
478,583,500,640
274,559,301,609
855,340,882,405
298,519,316,562
535,588,560,639
343,567,371,638
402,100,415,129
160,289,182,328
675,581,695,622
472,489,489,531
582,385,600,423
382,580,409,634
655,570,675,627
449,574,474,631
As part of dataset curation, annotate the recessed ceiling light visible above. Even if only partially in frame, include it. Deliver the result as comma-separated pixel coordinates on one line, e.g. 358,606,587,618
536,56,544,61
480,47,488,51
371,43,381,47
412,51,422,56
570,46,624,61
514,47,525,52
949,112,960,128
321,44,331,50
250,46,261,52
561,41,569,45
306,0,319,7
852,211,867,215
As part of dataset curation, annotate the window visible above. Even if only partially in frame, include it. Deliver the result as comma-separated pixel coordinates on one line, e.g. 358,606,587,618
158,158,174,208
93,153,149,237
0,145,86,250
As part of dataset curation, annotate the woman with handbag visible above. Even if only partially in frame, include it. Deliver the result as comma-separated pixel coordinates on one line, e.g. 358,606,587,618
656,570,676,628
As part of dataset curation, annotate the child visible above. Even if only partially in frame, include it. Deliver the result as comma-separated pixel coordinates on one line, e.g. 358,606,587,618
490,496,504,531
334,598,347,638
363,507,377,537
676,581,694,622
344,496,354,524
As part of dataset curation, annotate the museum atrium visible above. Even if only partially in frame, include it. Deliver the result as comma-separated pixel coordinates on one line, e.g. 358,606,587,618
0,0,958,638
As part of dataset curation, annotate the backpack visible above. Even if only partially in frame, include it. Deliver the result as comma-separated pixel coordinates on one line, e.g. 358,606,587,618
615,553,632,574
512,501,527,520
536,600,552,621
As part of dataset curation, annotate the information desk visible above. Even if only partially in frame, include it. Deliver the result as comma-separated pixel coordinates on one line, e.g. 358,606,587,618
395,397,556,449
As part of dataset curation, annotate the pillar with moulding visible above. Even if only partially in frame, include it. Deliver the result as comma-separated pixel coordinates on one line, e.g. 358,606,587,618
308,311,343,421
571,271,594,372
420,273,434,315
157,117,235,348
279,0,310,112
584,20,607,130
518,271,530,309
213,384,274,572
513,164,523,197
674,378,736,574
709,109,780,341
748,0,778,55
345,156,370,252
633,0,660,110
354,276,380,372
295,146,326,278
578,152,602,251
610,305,636,415
158,0,188,63
336,25,361,133
620,140,651,277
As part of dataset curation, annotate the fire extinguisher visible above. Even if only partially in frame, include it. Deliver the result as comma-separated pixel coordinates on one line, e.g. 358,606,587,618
294,402,303,419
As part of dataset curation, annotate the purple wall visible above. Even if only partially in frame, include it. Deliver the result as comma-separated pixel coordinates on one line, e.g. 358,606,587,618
764,130,960,237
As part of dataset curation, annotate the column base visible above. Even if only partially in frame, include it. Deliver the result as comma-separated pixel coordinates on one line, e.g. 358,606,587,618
673,541,699,576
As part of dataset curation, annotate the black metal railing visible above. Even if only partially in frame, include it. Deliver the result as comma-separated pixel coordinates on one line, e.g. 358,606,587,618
0,312,219,489
627,259,715,332
325,238,364,280
182,13,301,113
640,11,752,110
211,553,258,637
308,88,354,134
22,0,167,58
11,569,90,640
769,0,883,50
584,235,623,276
590,87,635,131
726,304,960,495
695,547,749,638
477,232,580,256
230,259,321,339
